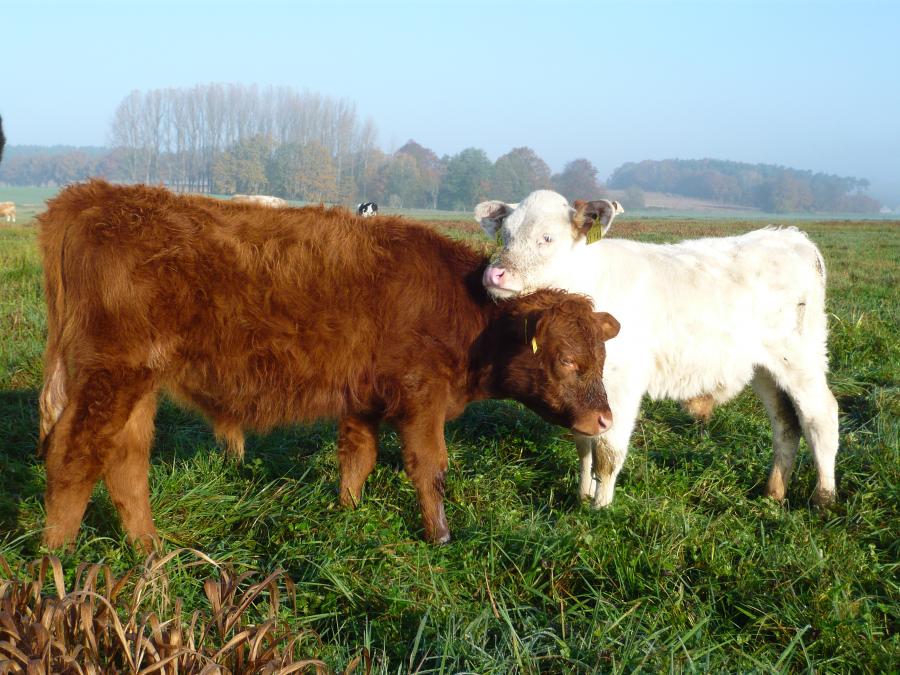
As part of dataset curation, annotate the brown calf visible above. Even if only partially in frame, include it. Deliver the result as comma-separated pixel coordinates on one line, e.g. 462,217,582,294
38,180,619,547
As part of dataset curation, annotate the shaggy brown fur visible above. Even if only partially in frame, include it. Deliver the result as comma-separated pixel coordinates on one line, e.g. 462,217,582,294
38,180,619,547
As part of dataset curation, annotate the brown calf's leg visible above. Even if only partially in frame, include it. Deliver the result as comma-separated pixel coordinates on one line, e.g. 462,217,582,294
103,392,159,551
397,413,450,544
42,368,155,549
337,414,380,507
43,401,105,549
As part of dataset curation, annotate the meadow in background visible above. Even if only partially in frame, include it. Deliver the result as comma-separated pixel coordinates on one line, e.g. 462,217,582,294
0,204,897,671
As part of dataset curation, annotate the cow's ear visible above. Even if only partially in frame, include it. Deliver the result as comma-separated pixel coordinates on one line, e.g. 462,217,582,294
475,200,516,238
594,311,620,341
572,199,624,243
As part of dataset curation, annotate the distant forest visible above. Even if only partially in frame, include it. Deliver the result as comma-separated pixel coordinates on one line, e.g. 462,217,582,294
0,84,882,213
609,159,880,213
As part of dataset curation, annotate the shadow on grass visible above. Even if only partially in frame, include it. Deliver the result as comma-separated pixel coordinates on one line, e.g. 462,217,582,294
0,389,584,547
637,397,793,506
200,398,566,484
0,390,44,535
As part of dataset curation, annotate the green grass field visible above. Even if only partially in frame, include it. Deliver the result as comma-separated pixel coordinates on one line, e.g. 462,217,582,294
0,207,897,671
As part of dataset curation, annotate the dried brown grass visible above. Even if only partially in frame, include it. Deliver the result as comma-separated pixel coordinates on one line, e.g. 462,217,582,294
0,550,370,674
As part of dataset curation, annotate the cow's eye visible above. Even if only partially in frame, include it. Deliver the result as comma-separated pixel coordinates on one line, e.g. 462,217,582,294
559,355,577,370
542,234,553,243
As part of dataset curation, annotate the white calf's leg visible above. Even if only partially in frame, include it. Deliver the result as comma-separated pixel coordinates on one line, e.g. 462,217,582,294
752,368,801,501
591,435,626,508
796,377,839,505
775,365,840,505
590,392,642,508
576,435,598,501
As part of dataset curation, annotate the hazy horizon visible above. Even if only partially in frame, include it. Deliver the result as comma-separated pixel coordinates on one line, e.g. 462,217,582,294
5,0,899,204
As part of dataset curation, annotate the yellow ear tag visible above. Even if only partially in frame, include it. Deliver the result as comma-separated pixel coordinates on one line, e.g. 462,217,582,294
586,224,603,245
525,317,539,354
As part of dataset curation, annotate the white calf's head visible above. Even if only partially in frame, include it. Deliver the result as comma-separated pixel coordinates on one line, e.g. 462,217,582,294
476,190,622,297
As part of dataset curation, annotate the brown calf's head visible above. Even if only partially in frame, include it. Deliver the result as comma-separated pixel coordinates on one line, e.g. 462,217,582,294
495,291,620,437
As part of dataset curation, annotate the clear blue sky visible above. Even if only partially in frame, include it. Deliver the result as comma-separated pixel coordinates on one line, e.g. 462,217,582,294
4,0,900,203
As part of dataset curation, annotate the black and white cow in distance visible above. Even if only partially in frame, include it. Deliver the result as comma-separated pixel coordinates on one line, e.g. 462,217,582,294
357,202,378,218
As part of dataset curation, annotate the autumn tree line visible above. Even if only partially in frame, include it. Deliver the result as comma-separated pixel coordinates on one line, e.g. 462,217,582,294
609,159,880,213
0,84,882,213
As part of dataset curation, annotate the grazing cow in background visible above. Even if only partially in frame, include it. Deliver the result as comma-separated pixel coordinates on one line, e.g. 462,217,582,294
478,189,839,509
357,202,378,217
38,180,620,549
0,202,15,223
231,194,288,207
1,118,9,221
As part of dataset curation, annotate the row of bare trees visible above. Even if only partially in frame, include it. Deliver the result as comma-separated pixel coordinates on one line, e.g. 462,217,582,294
109,84,378,197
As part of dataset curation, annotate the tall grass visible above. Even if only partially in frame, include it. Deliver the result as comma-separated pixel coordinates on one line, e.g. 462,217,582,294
0,214,897,671
0,549,344,672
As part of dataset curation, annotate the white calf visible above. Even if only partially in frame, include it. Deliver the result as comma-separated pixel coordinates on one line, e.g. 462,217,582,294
478,190,839,507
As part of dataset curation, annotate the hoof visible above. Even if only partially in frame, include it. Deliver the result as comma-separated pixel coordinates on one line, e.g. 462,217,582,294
339,487,363,509
591,497,613,510
130,531,161,554
42,530,77,552
812,487,836,508
764,486,787,502
425,528,451,545
426,518,451,545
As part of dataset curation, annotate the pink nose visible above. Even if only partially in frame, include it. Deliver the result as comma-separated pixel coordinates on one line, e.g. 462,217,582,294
598,410,613,432
485,266,506,287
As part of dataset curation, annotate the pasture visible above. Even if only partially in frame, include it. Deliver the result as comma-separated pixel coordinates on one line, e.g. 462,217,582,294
0,207,897,671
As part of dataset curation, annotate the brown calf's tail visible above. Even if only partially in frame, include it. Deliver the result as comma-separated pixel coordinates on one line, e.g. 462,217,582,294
37,210,70,447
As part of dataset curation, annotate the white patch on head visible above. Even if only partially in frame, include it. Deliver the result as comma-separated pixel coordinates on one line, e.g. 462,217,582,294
479,190,627,296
